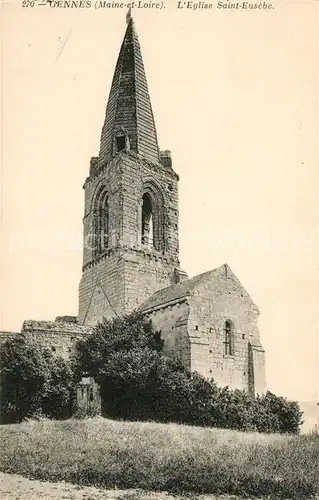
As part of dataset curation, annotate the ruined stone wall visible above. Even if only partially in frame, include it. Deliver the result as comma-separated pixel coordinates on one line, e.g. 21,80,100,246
1,267,265,397
0,321,92,360
21,320,92,359
21,320,91,359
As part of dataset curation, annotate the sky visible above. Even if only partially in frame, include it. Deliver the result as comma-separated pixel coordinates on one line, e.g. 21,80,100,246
1,0,318,403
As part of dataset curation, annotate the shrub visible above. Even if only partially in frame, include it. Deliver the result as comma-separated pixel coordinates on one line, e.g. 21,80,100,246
256,391,304,434
73,312,303,434
72,312,163,377
0,314,303,434
73,313,217,425
0,336,74,423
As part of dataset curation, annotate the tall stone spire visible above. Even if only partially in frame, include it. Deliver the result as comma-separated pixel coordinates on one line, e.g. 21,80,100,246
99,13,160,166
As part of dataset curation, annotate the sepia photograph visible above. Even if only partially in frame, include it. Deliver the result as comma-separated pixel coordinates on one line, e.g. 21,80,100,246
0,1,318,498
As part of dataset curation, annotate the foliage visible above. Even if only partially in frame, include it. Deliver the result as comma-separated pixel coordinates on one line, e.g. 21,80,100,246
209,386,304,434
73,312,303,434
72,312,163,378
257,391,304,434
0,313,303,435
1,418,318,498
0,336,74,423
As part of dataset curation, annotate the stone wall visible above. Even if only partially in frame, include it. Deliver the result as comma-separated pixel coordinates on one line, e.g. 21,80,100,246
78,252,126,326
122,249,179,314
0,320,92,360
22,320,92,358
142,265,266,395
78,151,183,326
120,153,180,261
1,264,266,397
187,265,265,393
145,299,191,369
248,339,266,395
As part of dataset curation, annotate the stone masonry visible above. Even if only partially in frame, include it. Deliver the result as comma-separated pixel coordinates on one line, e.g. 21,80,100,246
78,15,186,326
0,13,266,396
78,151,184,326
140,264,265,394
0,317,91,360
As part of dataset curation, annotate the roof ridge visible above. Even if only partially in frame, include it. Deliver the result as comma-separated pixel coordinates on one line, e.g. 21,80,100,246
139,265,227,312
139,263,260,313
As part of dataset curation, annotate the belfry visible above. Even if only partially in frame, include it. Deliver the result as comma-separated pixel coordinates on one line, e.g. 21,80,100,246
78,14,186,326
76,14,266,396
0,13,266,396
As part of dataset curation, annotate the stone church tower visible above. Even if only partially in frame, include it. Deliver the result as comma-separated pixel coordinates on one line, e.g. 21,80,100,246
0,13,266,396
76,14,266,395
78,15,186,326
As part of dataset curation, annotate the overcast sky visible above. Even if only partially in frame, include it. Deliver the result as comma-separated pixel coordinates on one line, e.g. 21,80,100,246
1,1,318,403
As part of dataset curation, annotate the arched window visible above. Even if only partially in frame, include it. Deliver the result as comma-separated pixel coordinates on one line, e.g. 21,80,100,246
141,182,165,253
141,193,154,248
93,187,109,257
224,320,234,356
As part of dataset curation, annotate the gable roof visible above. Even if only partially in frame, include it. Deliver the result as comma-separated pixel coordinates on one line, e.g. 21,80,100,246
139,264,259,313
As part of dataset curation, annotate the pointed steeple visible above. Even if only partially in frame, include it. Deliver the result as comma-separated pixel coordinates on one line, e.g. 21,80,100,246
99,14,160,165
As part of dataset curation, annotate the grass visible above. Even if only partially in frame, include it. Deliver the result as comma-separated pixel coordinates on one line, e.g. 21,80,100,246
0,417,318,499
0,472,255,500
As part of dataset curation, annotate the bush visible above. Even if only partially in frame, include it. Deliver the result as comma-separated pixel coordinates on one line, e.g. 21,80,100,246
73,312,303,434
256,391,304,434
73,313,217,425
0,314,303,434
0,336,75,423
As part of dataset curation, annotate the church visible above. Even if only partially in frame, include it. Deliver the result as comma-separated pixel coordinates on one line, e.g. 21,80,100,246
0,13,266,395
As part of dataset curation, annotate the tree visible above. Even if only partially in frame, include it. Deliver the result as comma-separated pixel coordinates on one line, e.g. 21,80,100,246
73,312,215,423
41,353,75,420
0,336,74,423
72,312,303,434
73,312,163,380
